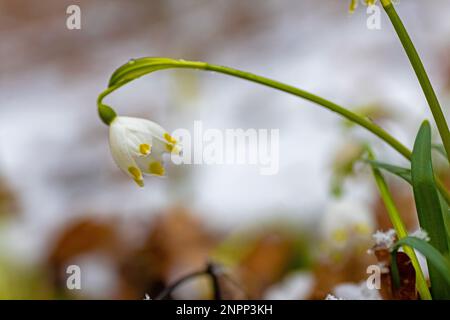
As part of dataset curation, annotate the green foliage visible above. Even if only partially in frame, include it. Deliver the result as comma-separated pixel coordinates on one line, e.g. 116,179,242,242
411,121,450,299
365,160,411,184
368,148,431,299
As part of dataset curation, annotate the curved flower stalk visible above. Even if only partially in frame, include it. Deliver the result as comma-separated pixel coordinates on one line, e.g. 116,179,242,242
107,115,180,186
97,58,450,204
98,57,411,159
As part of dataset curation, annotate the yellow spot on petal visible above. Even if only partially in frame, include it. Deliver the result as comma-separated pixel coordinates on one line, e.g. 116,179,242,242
166,143,181,155
128,166,144,187
349,0,358,13
149,162,165,176
164,133,177,144
139,143,151,155
128,166,141,179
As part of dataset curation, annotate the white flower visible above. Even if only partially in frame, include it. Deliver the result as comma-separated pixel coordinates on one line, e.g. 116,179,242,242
349,0,378,13
109,116,180,187
320,199,375,249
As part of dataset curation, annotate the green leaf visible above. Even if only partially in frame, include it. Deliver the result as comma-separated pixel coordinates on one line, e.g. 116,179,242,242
411,120,450,299
364,159,450,210
367,148,432,299
391,237,450,291
365,160,411,184
365,155,450,270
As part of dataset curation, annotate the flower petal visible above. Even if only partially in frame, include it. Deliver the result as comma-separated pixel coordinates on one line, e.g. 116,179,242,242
109,120,144,186
136,155,166,177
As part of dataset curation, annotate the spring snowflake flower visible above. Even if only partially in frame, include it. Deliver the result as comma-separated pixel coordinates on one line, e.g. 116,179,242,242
349,0,378,13
109,116,180,187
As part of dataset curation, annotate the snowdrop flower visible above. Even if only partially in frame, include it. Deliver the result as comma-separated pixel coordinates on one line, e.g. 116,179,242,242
109,116,180,187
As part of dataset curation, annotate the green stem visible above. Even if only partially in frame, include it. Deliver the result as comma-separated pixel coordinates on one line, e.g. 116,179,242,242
368,148,432,300
205,65,410,160
98,60,411,159
382,1,450,165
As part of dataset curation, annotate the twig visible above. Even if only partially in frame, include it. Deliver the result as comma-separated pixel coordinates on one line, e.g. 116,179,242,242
155,262,223,300
155,270,206,300
205,263,222,300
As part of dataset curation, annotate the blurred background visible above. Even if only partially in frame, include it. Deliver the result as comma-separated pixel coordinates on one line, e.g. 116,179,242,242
1,0,450,299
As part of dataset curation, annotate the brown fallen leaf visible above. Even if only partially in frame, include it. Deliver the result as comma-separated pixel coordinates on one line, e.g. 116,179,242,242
374,246,418,300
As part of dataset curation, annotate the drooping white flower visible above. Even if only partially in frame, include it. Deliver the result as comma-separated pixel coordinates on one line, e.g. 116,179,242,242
349,0,378,13
109,116,180,187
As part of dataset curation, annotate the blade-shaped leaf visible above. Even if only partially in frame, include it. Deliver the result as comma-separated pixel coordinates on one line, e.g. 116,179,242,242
365,160,411,184
368,149,432,299
365,156,450,269
365,159,450,240
411,121,450,299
